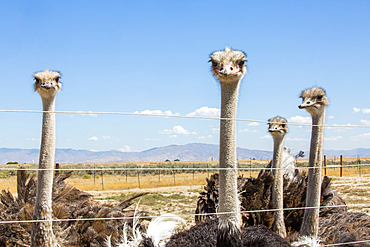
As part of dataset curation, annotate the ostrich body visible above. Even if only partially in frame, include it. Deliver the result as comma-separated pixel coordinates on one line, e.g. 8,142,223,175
298,87,329,238
210,47,247,246
31,70,61,246
268,116,288,238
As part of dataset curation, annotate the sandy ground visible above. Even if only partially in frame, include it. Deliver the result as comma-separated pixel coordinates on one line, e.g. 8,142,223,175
87,175,370,228
89,184,204,227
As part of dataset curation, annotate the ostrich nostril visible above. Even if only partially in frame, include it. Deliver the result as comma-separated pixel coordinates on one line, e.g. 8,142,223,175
230,67,233,71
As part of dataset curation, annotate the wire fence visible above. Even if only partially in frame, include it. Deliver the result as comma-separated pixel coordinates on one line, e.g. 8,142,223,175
1,109,370,246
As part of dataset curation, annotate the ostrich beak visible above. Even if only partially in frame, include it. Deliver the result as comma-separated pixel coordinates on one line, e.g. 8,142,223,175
40,81,56,89
298,99,315,109
217,64,240,76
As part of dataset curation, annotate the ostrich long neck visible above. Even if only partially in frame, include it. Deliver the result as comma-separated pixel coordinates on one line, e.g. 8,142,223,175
301,109,326,237
272,135,287,238
218,81,241,246
32,96,58,247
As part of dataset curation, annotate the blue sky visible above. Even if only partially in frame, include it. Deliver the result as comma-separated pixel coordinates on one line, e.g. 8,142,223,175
0,1,370,155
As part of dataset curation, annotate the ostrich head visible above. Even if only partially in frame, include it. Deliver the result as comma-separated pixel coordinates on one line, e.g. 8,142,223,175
298,87,329,116
268,116,288,138
34,70,62,98
209,47,247,83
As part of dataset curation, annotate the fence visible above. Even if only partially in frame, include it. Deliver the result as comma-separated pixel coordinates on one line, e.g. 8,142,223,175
1,109,370,246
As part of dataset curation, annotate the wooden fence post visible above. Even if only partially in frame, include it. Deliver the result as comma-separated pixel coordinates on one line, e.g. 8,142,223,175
101,166,104,190
137,164,140,188
172,162,176,186
55,163,60,176
358,156,362,177
324,155,327,176
340,155,343,177
126,164,128,183
207,161,209,179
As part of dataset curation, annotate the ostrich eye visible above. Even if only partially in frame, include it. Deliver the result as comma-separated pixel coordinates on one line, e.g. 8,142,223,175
317,95,323,101
55,77,60,83
35,78,40,84
212,61,218,67
238,60,245,67
281,124,286,128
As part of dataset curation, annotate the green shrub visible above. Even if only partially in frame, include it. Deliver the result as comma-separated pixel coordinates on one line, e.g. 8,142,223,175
82,174,91,179
0,172,9,178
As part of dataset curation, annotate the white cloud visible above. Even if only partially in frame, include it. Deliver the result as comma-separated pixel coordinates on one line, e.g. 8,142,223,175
286,137,308,141
198,135,212,139
239,129,257,133
288,116,311,124
324,136,343,141
327,116,335,119
170,135,178,138
134,109,179,116
353,107,370,114
350,132,370,142
119,145,131,152
158,125,190,135
247,122,260,126
88,111,98,117
211,128,219,133
261,135,272,139
328,123,353,132
26,138,39,141
88,136,99,141
102,135,113,139
361,120,370,125
186,106,220,117
145,138,161,141
78,111,98,117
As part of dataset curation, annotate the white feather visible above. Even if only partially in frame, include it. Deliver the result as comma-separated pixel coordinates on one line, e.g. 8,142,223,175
146,213,187,247
291,236,322,247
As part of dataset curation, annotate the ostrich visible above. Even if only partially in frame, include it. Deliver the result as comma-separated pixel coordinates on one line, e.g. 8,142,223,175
157,49,291,247
31,70,61,246
298,87,329,238
268,116,288,238
209,47,247,246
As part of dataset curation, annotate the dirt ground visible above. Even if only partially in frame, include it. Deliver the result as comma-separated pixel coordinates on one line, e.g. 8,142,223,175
89,184,204,227
88,175,370,228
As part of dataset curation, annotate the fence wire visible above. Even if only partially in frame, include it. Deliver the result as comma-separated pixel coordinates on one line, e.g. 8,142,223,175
1,163,370,171
1,203,369,225
1,109,370,128
1,109,370,246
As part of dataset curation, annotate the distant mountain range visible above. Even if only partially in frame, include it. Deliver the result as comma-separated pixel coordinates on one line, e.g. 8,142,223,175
0,143,369,164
